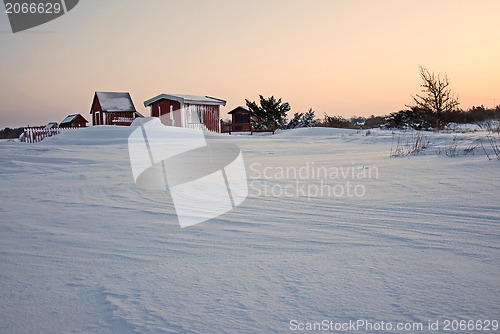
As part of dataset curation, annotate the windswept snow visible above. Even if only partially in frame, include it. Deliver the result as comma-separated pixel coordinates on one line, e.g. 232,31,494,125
0,126,498,333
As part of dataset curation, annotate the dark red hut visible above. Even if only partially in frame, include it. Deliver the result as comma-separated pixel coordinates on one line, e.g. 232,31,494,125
90,92,141,126
59,114,88,128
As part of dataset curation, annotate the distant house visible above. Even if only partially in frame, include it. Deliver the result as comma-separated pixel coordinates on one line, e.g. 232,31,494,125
221,106,275,134
143,94,226,132
45,122,58,129
226,106,256,132
59,114,88,128
90,92,141,126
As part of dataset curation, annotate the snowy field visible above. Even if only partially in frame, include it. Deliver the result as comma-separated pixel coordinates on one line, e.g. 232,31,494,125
0,125,499,333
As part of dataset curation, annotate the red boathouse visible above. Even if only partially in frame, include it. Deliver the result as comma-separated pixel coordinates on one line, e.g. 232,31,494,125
90,92,142,126
143,94,226,133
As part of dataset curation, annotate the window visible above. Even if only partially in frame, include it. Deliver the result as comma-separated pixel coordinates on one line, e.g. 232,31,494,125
235,113,250,124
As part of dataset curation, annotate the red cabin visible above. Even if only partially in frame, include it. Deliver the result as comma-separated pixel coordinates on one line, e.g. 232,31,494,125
226,106,257,132
59,114,88,128
222,105,276,134
90,92,142,126
143,94,226,133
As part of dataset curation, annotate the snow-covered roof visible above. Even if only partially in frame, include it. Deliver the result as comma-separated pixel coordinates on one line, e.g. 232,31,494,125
96,92,137,112
60,114,88,125
143,94,226,107
228,105,251,114
45,122,58,129
60,114,79,124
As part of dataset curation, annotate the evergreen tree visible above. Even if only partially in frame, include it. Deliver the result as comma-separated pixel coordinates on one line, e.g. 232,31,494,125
286,109,316,129
287,112,303,129
246,95,290,130
301,109,316,127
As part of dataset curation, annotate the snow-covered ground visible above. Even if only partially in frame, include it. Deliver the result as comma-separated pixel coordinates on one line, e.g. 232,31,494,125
0,125,498,333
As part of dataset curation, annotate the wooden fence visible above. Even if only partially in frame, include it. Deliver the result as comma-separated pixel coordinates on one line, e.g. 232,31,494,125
22,127,82,143
220,122,275,135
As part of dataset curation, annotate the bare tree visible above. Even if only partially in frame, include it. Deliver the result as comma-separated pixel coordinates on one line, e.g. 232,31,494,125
410,66,459,128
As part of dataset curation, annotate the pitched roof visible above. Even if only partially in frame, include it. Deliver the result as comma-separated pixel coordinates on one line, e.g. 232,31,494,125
45,122,58,129
143,94,226,107
60,114,88,124
228,105,251,114
95,92,137,112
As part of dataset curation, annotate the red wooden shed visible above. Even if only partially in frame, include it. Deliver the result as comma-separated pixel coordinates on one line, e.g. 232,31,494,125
143,94,226,133
227,106,256,132
222,105,276,134
90,92,141,126
59,114,88,128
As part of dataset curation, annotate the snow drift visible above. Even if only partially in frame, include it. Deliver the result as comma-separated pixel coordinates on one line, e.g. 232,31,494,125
0,126,498,333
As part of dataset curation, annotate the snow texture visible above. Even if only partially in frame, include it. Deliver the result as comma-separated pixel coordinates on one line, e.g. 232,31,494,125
0,126,498,333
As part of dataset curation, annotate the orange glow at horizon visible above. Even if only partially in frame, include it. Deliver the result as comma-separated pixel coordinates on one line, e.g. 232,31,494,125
0,0,499,127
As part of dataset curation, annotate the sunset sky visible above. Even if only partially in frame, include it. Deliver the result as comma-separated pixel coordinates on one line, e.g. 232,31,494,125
1,0,499,127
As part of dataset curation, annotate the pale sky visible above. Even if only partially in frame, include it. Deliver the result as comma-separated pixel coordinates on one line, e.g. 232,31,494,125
1,0,499,127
